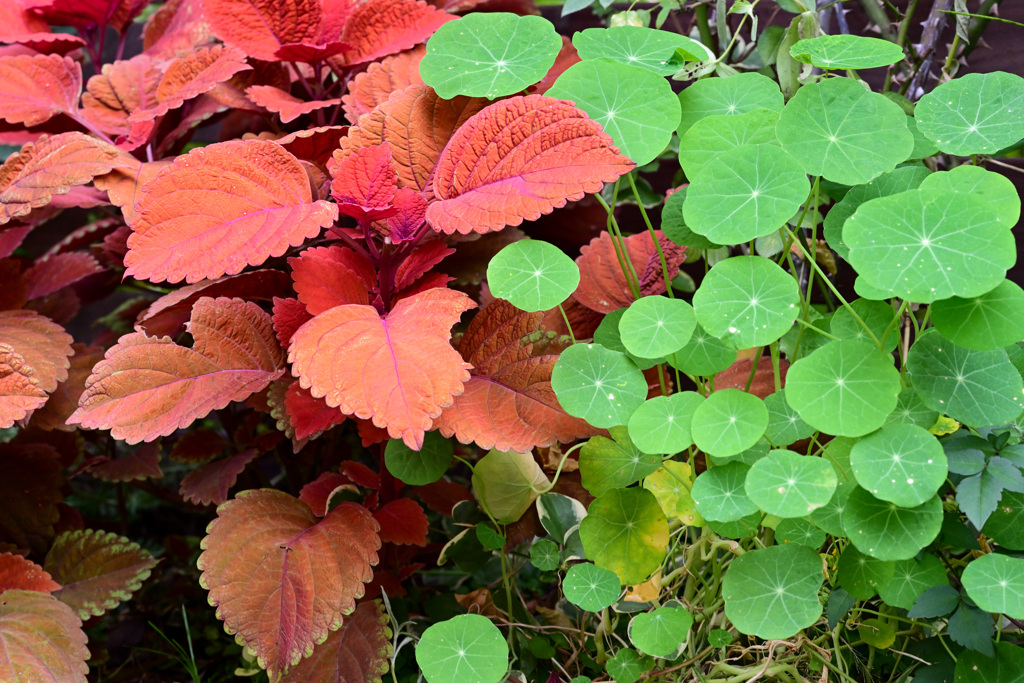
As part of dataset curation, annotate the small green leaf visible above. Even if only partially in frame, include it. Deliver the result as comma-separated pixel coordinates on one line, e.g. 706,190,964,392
420,13,562,99
842,487,943,561
678,109,780,179
763,392,815,447
708,629,733,647
629,604,694,657
628,392,704,455
691,388,768,458
487,240,580,312
661,188,723,250
579,487,669,584
552,343,649,428
885,386,940,428
931,280,1024,352
677,72,784,136
919,164,1020,226
849,424,947,508
962,553,1024,618
915,71,1024,156
909,584,960,619
692,461,759,522
573,26,713,75
416,614,509,683
530,538,560,571
580,427,661,497
775,517,825,548
829,298,899,352
605,648,655,683
619,296,696,358
789,35,905,70
471,449,550,524
744,449,837,518
666,323,737,376
563,563,621,611
837,545,895,600
384,432,452,485
877,554,948,610
809,480,854,536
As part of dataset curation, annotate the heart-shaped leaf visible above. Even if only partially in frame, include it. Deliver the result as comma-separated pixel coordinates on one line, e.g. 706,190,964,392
472,448,549,524
629,604,693,657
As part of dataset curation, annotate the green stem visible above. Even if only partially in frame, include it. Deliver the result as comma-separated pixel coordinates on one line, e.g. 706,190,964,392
558,304,576,344
794,316,839,340
628,173,674,299
533,443,585,494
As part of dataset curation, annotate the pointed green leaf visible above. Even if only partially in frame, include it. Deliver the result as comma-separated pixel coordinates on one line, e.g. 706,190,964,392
563,563,621,611
677,73,784,136
915,71,1024,156
691,388,768,458
573,26,713,75
789,35,905,70
842,487,943,561
849,424,947,508
579,487,669,584
744,449,837,518
628,392,703,455
537,492,587,544
487,240,580,312
982,490,1024,551
552,343,649,428
471,449,550,524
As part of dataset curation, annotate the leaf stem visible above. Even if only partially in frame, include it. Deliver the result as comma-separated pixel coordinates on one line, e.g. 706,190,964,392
627,173,675,299
558,304,576,344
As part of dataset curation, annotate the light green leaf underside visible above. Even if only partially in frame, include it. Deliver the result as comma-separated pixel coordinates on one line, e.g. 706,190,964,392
790,35,905,70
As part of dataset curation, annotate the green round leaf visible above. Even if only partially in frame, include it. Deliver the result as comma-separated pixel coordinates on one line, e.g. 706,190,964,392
932,280,1024,352
809,480,855,536
629,604,693,657
530,538,560,571
790,35,905,70
962,553,1024,618
919,164,1020,226
842,487,943,561
877,554,948,610
763,392,815,447
837,545,895,600
775,517,826,548
722,543,824,640
708,629,733,648
417,613,509,683
982,490,1024,551
420,13,561,99
573,26,713,75
546,58,681,166
915,71,1024,156
678,109,780,179
844,186,1014,303
829,298,899,352
954,642,1024,683
785,339,902,437
885,387,940,428
693,256,801,349
683,144,810,244
562,562,621,612
744,449,837,518
472,449,550,524
692,461,759,522
661,187,723,250
593,309,661,370
579,487,669,584
712,436,770,467
619,296,696,358
384,432,453,485
666,322,737,376
776,77,914,185
907,331,1024,427
552,343,649,428
606,649,654,683
579,427,660,497
677,72,784,136
849,424,947,508
628,392,703,455
487,240,580,312
691,388,768,458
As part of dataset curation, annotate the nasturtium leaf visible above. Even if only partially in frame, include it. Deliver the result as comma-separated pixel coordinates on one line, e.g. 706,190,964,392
644,461,702,525
606,648,654,683
546,58,680,166
197,490,379,676
629,604,693,657
537,492,587,543
837,545,895,600
579,487,669,584
713,437,770,467
844,187,1014,303
531,539,560,571
915,71,1024,156
593,309,660,370
744,449,837,518
858,617,897,650
676,72,784,136
472,449,550,524
628,392,703,455
909,585,961,619
678,109,780,179
574,27,713,75
954,642,1024,683
419,13,561,99
691,389,768,458
877,554,948,610
488,240,579,312
416,613,508,683
763,392,814,447
983,491,1024,551
849,424,947,508
619,296,696,358
692,461,759,522
919,164,1021,227
809,480,854,536
693,256,800,349
829,298,899,351
722,543,824,640
962,553,1024,618
384,432,452,485
666,322,737,376
579,426,660,497
842,487,943,561
279,600,393,683
0,590,89,683
907,331,1023,427
563,562,621,611
551,343,648,428
660,187,722,250
785,339,901,437
790,35,905,70
775,77,913,185
853,276,892,302
683,144,809,244
775,517,825,547
932,280,1024,352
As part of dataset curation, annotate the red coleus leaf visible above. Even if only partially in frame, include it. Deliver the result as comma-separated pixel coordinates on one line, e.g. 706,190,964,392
290,245,376,315
27,0,151,34
278,599,392,683
81,56,162,138
43,529,158,618
29,344,105,433
273,125,350,168
202,0,351,62
414,479,472,516
272,297,312,350
247,85,342,124
180,448,259,506
0,345,47,428
380,186,428,242
330,142,399,224
573,230,686,314
88,443,163,482
299,472,358,517
0,132,125,224
437,299,599,451
427,95,634,235
169,427,228,464
23,252,104,301
356,417,389,447
714,356,790,400
142,0,214,58
0,5,85,54
336,85,488,194
43,217,123,258
0,591,89,683
124,139,337,284
284,381,347,441
342,45,424,123
68,297,285,444
0,553,59,593
394,239,453,291
0,309,73,393
0,54,81,127
290,287,475,450
340,461,380,489
0,443,63,554
373,498,427,546
335,0,453,66
197,489,380,676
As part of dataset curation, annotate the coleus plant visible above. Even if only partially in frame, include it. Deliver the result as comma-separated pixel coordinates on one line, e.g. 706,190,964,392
0,0,1023,682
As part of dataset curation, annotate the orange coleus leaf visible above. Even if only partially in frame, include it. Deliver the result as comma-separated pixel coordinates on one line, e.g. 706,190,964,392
23,252,104,301
290,287,475,450
330,142,399,223
0,54,81,127
0,345,48,428
572,230,687,314
427,95,634,235
246,85,342,124
0,443,63,555
197,489,380,676
180,448,259,506
0,132,125,224
202,0,351,62
28,0,151,34
336,0,452,66
0,309,73,393
81,55,162,138
278,599,392,683
142,0,213,58
0,591,89,683
29,344,104,433
335,85,488,194
68,297,285,443
130,45,253,123
0,553,59,593
290,245,376,316
43,529,158,618
94,159,171,223
373,498,428,546
124,139,338,284
0,5,85,55
299,472,358,517
437,299,599,451
341,45,424,123
284,381,347,441
273,125,350,168
88,444,163,482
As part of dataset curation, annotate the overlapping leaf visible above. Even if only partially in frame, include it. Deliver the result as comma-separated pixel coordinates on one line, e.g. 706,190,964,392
335,0,453,66
0,590,89,683
373,499,428,546
129,46,251,123
0,54,81,127
180,449,259,506
88,444,163,482
342,46,425,123
202,0,349,62
280,600,392,683
573,230,686,313
0,309,73,393
0,345,48,427
28,0,150,35
30,344,104,432
81,55,162,138
247,86,342,124
330,142,400,223
0,554,59,593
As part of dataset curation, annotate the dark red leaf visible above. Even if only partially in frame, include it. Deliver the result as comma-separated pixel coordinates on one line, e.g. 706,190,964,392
88,443,163,483
330,142,399,224
373,498,427,546
0,553,59,593
340,461,380,490
284,381,347,441
714,356,789,399
272,297,312,350
299,472,358,517
414,480,472,516
180,449,258,506
289,245,376,315
573,230,684,314
381,186,428,243
0,443,63,554
169,428,228,464
394,239,453,291
29,344,104,433
28,0,151,34
23,252,104,301
274,126,350,168
527,36,580,95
